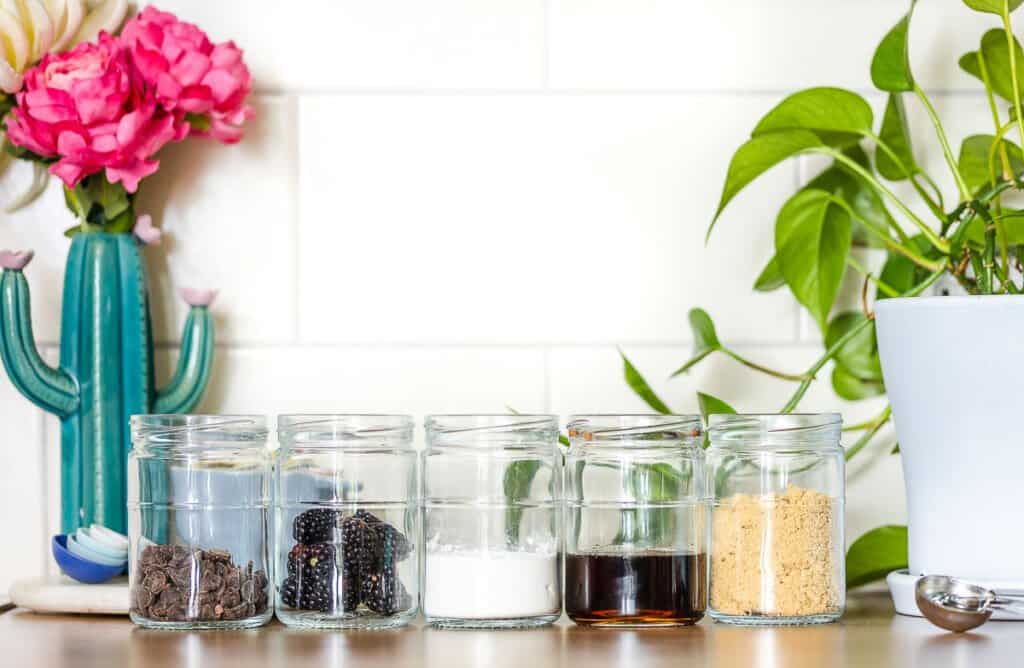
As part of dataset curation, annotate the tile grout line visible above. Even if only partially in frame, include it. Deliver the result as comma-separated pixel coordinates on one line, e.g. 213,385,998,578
541,346,552,413
290,94,302,344
249,87,990,98
541,0,551,89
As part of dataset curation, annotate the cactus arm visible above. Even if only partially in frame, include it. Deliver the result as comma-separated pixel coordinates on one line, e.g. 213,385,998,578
154,305,214,414
0,270,79,417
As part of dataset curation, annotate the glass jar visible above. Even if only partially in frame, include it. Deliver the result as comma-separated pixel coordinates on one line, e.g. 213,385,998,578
706,414,845,625
275,414,419,629
128,415,272,630
422,415,562,628
564,415,707,627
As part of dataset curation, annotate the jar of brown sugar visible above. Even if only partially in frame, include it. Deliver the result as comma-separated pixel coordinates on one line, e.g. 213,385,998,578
706,414,845,625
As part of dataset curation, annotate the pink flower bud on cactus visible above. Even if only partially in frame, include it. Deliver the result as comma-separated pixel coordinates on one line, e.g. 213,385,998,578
0,250,35,270
179,287,218,307
133,214,162,245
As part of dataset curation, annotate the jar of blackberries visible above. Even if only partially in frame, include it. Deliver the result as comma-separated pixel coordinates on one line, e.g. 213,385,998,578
275,414,419,629
128,415,273,630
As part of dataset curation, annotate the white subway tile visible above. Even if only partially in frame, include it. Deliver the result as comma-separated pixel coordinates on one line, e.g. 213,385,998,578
298,94,800,345
156,345,548,420
0,167,74,345
547,343,903,542
146,0,545,90
138,95,297,345
550,0,992,92
0,373,46,591
1,96,296,347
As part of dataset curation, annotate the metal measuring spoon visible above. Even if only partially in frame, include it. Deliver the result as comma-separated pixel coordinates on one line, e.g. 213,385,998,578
915,575,1024,632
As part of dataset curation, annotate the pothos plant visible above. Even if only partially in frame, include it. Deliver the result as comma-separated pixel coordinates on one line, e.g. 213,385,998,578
617,0,1024,588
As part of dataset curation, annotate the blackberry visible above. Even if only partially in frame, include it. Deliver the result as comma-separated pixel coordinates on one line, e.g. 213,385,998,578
361,571,412,615
292,508,340,543
282,543,353,613
354,510,412,561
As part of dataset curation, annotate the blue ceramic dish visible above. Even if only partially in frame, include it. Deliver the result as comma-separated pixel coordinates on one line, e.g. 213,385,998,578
52,535,125,584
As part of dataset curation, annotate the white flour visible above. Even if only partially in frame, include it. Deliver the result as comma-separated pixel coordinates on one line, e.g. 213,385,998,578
424,549,560,619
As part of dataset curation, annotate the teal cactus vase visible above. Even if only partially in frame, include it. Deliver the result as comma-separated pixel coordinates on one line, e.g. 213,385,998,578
0,232,215,535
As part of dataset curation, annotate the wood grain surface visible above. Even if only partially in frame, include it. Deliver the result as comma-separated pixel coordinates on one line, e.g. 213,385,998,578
1,592,1020,667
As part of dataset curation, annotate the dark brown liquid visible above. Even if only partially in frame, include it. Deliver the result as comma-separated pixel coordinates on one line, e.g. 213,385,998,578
565,551,707,626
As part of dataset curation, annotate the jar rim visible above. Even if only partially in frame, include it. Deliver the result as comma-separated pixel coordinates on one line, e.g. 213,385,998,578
277,414,414,446
130,414,268,448
707,413,842,446
566,414,702,443
425,414,558,435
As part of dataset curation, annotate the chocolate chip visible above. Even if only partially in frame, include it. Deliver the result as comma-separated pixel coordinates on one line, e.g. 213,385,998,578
132,545,268,624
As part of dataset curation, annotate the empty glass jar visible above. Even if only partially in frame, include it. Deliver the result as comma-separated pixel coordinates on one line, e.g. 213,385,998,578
706,413,845,625
128,415,272,630
275,415,419,629
564,415,707,627
422,415,562,628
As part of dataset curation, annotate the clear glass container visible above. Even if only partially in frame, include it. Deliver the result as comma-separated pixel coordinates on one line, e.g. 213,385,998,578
128,415,272,630
564,415,707,627
275,414,419,629
422,415,562,629
706,413,845,626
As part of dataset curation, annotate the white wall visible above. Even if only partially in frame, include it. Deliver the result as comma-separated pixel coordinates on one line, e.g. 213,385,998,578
0,0,990,592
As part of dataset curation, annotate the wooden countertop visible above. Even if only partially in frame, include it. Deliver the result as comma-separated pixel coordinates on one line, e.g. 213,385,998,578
1,592,1021,667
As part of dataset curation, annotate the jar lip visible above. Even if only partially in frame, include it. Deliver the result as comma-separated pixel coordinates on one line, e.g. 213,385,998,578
277,414,414,445
707,413,842,446
566,414,702,442
130,415,268,448
425,414,559,435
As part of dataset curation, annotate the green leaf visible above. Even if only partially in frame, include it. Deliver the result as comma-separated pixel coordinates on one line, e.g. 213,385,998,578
503,460,541,542
753,255,785,291
958,134,1024,195
670,309,722,377
877,236,934,299
709,130,824,239
752,87,874,144
876,94,918,180
871,2,916,92
621,351,672,414
963,0,1024,14
825,312,883,380
697,392,736,419
891,443,901,454
807,145,895,249
775,189,853,331
846,525,908,589
960,30,1024,104
965,209,1024,245
832,364,885,400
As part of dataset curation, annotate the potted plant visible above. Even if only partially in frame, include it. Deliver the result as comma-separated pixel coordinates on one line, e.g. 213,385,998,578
0,5,254,536
618,0,1024,599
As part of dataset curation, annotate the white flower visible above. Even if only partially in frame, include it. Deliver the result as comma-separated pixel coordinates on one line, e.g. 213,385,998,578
0,0,129,94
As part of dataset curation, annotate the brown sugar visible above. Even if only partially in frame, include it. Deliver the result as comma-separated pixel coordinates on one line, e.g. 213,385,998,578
710,485,840,618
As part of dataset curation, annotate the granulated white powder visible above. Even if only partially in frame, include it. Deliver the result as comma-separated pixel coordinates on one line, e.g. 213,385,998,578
424,549,560,619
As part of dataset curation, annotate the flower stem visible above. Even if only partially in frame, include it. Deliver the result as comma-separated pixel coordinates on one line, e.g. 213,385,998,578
846,255,899,297
722,348,808,382
868,132,945,221
822,147,949,254
1003,9,1024,155
845,405,892,461
779,267,945,413
913,84,972,202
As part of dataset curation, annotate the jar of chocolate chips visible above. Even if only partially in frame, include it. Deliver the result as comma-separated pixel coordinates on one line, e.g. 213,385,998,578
128,415,273,630
275,415,419,629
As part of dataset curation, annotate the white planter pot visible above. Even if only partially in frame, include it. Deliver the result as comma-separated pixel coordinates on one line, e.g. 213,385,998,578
875,295,1024,587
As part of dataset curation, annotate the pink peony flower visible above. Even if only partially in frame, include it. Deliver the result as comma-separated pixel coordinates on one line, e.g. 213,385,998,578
121,7,254,144
4,33,185,193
